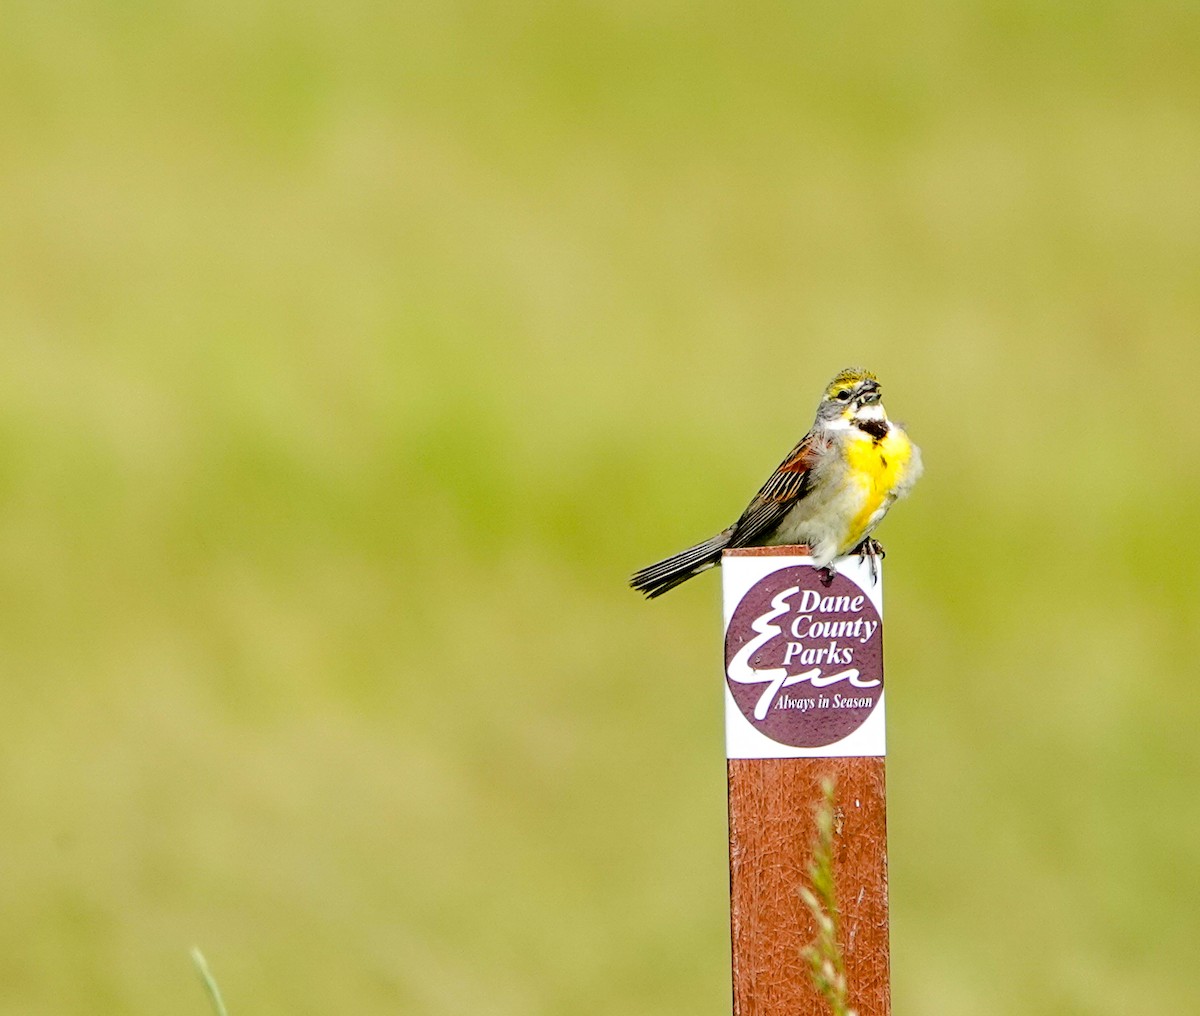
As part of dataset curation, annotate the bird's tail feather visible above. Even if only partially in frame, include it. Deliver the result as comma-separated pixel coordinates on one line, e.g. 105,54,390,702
630,530,733,599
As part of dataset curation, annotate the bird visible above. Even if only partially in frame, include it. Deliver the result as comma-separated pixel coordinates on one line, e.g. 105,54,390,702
630,367,922,598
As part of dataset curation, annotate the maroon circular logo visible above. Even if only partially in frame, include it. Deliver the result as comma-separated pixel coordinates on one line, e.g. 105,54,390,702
725,567,883,747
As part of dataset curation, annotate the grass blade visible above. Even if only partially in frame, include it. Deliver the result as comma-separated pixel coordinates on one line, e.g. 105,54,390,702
190,947,230,1016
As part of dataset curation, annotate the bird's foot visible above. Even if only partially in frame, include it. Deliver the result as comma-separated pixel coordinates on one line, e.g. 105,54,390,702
818,565,836,587
852,537,885,585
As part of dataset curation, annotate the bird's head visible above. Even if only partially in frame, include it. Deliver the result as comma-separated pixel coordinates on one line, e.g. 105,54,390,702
816,367,887,426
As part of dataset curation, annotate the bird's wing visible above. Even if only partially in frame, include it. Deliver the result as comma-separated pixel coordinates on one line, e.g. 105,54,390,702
727,431,826,548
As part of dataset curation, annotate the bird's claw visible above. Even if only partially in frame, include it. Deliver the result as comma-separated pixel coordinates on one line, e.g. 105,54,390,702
853,537,885,585
819,565,836,587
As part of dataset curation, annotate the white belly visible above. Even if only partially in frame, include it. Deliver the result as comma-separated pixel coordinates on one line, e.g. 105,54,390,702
764,466,869,566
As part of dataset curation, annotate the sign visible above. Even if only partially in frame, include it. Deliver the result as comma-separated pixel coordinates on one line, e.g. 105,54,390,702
722,553,885,759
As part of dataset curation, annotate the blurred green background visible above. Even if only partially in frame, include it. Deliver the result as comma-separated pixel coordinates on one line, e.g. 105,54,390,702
1,2,1198,1014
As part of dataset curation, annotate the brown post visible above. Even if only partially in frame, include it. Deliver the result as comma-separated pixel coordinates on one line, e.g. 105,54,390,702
723,547,890,1016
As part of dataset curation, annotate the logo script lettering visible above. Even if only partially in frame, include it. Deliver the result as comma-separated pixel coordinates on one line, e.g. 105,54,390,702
727,586,881,720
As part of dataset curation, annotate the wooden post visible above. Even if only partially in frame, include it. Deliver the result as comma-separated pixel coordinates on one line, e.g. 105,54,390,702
723,546,890,1016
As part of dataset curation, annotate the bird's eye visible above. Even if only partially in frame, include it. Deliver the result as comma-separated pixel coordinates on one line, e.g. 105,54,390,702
835,390,851,401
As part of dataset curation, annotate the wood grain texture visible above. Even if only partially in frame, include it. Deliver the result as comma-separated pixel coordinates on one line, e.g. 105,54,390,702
728,757,890,1016
723,545,812,556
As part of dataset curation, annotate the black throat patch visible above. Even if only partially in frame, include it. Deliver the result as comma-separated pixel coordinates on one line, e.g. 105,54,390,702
854,417,889,441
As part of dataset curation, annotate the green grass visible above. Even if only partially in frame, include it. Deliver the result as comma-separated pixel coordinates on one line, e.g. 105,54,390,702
801,779,854,1016
0,2,1198,1014
191,950,229,1016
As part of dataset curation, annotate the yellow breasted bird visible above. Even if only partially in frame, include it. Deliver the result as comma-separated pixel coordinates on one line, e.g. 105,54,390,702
630,368,922,597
